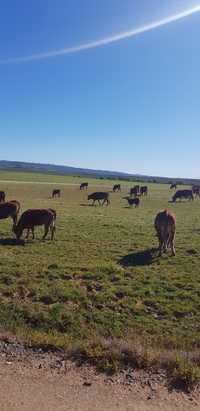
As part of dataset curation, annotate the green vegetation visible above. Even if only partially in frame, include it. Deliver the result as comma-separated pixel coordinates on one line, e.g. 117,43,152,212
0,170,200,387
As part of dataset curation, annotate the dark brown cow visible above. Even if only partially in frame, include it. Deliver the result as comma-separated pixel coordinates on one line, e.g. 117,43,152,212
13,209,56,240
127,197,140,207
192,185,200,198
140,186,148,196
0,200,20,225
26,209,56,239
170,183,177,190
80,182,88,190
113,184,121,192
0,191,5,203
172,190,193,202
130,186,140,197
52,189,60,198
155,209,176,256
88,192,110,206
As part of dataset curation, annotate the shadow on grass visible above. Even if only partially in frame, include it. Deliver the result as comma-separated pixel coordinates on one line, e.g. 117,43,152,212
119,248,158,267
80,203,95,207
0,238,25,246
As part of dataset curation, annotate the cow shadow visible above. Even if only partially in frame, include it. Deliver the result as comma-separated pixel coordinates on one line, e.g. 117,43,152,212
80,203,95,207
119,248,158,267
0,238,25,246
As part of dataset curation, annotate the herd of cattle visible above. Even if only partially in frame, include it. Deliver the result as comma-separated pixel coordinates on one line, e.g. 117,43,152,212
0,182,199,256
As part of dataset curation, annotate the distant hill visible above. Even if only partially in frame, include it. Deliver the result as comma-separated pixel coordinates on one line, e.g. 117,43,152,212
0,160,199,185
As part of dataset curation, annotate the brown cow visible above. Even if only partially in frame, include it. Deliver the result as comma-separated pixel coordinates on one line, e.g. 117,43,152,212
0,200,20,225
80,182,88,190
13,209,56,240
0,191,5,203
52,189,60,198
113,184,121,192
154,209,176,256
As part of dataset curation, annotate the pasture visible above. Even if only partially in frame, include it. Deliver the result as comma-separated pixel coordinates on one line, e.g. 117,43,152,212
0,170,200,378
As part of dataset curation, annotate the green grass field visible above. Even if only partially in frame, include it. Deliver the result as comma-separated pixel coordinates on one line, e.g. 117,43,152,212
0,170,200,383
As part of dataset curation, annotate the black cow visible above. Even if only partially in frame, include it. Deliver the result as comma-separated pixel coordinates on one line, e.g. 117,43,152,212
80,182,88,190
172,190,194,202
88,192,110,206
0,191,5,203
52,189,61,198
113,184,121,192
140,186,148,196
127,197,140,207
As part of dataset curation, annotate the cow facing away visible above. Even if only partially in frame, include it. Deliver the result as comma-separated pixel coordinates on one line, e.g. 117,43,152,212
113,184,121,192
155,209,176,256
0,201,20,225
13,209,56,240
0,191,5,203
52,189,60,198
127,197,140,207
172,190,194,202
140,186,148,196
88,192,110,206
80,182,88,190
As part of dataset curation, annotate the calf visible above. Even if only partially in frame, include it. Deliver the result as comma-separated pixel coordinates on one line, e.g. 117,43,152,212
0,191,5,203
154,209,176,256
113,184,121,192
52,189,60,198
0,200,20,225
13,208,56,240
80,182,88,190
88,192,110,206
127,197,140,207
172,190,193,202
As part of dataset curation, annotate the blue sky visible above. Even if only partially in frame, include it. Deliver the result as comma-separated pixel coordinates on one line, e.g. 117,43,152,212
0,0,200,178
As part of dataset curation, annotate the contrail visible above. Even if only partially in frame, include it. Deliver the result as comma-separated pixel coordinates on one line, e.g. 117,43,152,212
1,5,200,64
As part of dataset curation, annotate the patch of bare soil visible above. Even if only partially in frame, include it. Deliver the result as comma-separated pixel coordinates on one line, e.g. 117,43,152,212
0,337,199,411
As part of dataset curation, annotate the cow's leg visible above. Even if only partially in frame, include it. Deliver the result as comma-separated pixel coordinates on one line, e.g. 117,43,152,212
50,223,56,240
42,224,49,240
170,230,176,256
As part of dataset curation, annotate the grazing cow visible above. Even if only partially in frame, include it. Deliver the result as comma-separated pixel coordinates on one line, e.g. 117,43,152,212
130,186,140,197
155,209,176,256
80,182,88,190
52,189,60,198
88,192,110,206
192,185,200,198
0,200,20,225
0,191,5,203
113,184,121,192
170,184,177,190
172,190,194,202
13,209,56,240
127,197,140,207
140,186,148,196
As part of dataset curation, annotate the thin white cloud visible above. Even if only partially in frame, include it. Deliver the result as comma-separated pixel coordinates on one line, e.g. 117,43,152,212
1,5,200,64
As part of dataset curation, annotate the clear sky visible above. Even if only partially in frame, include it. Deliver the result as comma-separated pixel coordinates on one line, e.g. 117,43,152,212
0,0,200,178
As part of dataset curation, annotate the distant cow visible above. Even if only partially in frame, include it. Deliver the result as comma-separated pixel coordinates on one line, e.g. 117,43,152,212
172,190,194,202
130,186,140,197
192,185,200,198
127,197,140,208
88,192,110,206
80,182,88,190
113,184,121,192
0,191,5,203
0,200,20,225
13,208,56,240
52,189,60,198
140,186,148,196
155,209,176,256
170,184,177,190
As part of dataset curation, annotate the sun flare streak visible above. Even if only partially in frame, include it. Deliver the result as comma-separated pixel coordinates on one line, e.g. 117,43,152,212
1,5,200,64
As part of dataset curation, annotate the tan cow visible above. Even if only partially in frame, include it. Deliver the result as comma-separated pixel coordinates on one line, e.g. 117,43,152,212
154,209,176,256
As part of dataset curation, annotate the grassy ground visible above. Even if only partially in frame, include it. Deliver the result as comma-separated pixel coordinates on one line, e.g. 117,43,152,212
0,170,200,385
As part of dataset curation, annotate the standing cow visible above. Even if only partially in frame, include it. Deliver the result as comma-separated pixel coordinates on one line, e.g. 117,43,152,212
0,191,5,203
192,186,200,198
140,186,148,196
170,183,177,190
155,209,176,256
88,192,110,206
52,189,61,198
0,200,20,226
80,182,88,190
130,186,140,197
172,190,193,202
113,184,121,192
